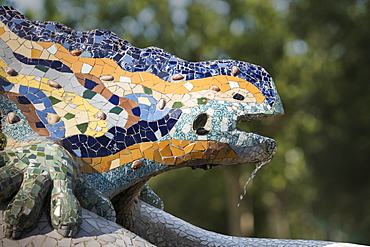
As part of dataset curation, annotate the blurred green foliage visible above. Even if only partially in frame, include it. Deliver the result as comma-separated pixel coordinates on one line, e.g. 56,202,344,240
6,0,370,244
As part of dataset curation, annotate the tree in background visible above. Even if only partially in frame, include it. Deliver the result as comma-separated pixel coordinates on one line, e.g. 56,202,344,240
6,0,370,244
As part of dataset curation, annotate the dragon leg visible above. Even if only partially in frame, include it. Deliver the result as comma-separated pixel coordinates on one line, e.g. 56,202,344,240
74,177,116,221
3,167,51,239
50,178,82,237
0,165,23,203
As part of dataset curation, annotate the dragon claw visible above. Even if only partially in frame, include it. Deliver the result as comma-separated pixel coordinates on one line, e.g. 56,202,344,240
56,224,79,238
4,224,22,239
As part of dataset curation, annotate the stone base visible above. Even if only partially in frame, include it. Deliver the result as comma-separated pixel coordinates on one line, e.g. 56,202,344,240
0,204,154,247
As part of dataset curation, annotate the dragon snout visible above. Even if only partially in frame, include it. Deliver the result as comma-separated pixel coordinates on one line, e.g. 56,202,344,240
229,134,278,163
264,138,277,160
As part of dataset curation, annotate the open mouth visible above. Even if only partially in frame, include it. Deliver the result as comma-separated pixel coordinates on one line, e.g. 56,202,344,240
176,114,277,174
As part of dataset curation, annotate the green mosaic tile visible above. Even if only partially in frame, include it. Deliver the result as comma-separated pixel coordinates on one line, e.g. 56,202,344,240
14,200,23,206
37,152,45,157
32,186,41,194
46,160,54,166
143,86,152,94
61,214,68,221
25,200,35,208
35,65,49,72
22,157,30,165
0,156,5,166
56,173,66,180
64,113,75,120
53,167,61,172
16,153,26,160
0,132,6,150
172,102,183,108
109,106,123,114
61,166,68,173
102,203,110,210
70,210,77,217
197,97,208,105
49,96,62,105
82,90,97,99
24,180,34,187
12,206,21,214
0,154,8,163
62,205,69,213
46,155,53,160
76,123,88,134
17,163,28,169
31,168,42,174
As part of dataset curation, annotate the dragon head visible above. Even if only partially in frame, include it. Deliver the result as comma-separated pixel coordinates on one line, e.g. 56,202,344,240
164,62,284,168
80,59,284,197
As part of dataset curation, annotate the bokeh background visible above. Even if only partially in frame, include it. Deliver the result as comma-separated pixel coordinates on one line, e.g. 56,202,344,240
5,0,370,245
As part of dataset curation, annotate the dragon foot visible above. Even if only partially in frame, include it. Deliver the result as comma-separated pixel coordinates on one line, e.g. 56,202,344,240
0,141,115,239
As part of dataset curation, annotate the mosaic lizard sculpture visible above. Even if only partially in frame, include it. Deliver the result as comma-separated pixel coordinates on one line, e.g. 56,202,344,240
0,5,289,245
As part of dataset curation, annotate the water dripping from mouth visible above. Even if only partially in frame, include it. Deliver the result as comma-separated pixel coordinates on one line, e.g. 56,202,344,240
237,159,271,207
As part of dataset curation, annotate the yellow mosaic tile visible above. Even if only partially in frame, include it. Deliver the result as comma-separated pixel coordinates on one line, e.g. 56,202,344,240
90,64,103,76
139,142,154,152
159,146,173,157
171,146,184,157
215,151,227,159
191,151,204,159
158,140,170,149
163,157,176,165
171,139,181,147
110,158,121,170
226,150,239,158
195,142,207,151
183,143,196,154
254,93,265,103
131,148,143,160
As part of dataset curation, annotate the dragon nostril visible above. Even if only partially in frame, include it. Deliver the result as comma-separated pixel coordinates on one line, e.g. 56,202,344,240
233,93,244,101
193,113,210,135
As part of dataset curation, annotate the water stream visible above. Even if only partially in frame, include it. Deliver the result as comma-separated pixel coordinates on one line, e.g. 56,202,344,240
237,159,271,207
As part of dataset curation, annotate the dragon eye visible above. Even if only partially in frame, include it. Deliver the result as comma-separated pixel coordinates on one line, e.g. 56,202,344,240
193,113,208,130
233,93,244,101
193,113,210,135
